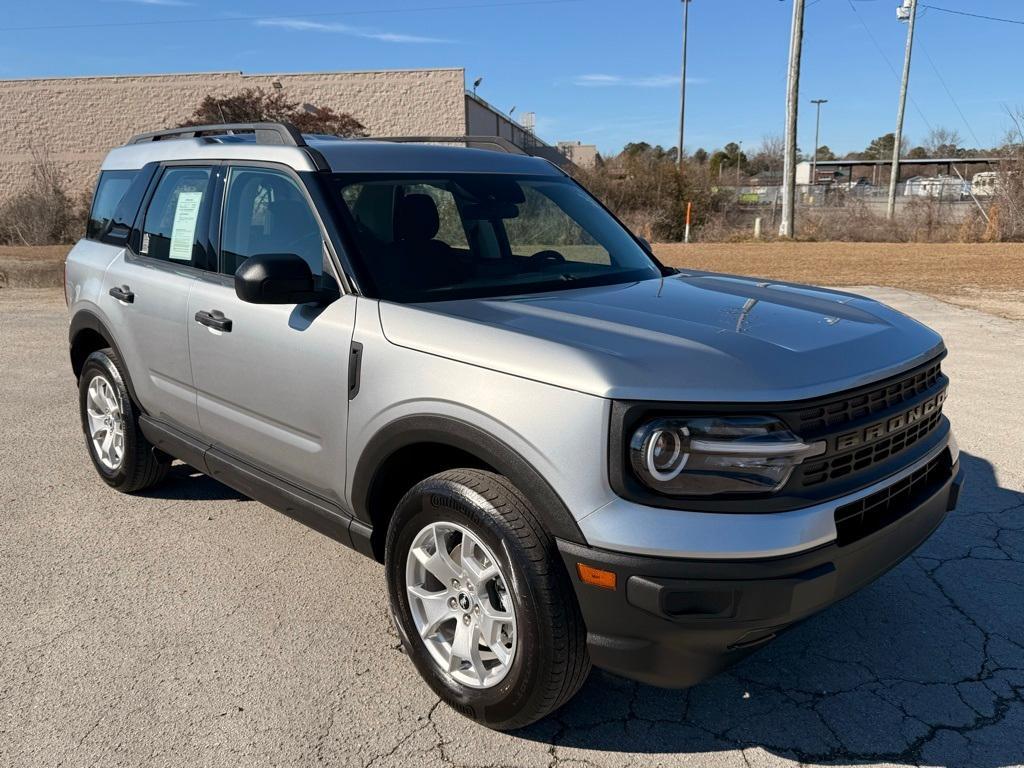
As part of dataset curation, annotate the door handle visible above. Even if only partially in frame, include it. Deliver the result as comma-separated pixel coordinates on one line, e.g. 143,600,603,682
194,309,233,332
109,285,134,303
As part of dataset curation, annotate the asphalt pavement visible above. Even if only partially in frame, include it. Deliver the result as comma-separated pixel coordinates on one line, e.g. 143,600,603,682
1,286,1022,768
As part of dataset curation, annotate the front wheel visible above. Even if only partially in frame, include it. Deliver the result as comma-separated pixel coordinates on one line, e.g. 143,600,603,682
385,469,590,730
78,349,168,493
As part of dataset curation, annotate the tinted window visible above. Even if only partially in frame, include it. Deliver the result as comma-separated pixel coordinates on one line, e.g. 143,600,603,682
140,167,212,267
220,167,323,276
87,170,136,240
333,174,660,302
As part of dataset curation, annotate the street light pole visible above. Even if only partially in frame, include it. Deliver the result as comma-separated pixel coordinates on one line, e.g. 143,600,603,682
810,98,827,184
677,0,690,167
887,0,918,220
780,0,806,238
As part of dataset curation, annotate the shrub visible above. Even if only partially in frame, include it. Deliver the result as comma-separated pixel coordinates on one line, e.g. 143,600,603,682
181,88,367,137
0,151,83,245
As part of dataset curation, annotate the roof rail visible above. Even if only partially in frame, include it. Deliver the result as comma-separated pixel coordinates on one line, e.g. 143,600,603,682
128,122,307,147
127,121,331,171
367,136,528,156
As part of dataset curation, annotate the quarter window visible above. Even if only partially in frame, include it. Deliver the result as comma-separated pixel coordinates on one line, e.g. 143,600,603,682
220,167,324,276
140,167,212,268
87,170,136,240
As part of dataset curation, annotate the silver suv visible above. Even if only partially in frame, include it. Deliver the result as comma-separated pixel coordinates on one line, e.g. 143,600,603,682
67,123,962,729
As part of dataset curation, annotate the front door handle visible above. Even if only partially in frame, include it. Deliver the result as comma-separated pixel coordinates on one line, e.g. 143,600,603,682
194,309,233,332
109,285,134,303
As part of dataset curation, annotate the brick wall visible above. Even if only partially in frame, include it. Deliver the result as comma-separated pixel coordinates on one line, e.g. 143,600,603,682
0,68,467,202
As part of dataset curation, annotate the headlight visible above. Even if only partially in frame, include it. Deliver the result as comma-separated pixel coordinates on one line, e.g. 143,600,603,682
629,416,825,496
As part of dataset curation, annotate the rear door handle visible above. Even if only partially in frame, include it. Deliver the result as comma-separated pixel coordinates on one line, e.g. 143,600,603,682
194,309,233,332
109,285,134,303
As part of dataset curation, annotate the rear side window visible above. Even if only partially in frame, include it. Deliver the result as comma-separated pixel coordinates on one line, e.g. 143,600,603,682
87,171,136,240
140,167,212,268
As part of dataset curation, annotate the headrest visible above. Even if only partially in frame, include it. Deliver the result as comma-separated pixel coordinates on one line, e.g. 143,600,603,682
395,194,440,242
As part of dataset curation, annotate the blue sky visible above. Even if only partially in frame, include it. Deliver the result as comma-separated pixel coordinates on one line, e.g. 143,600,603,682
1,0,1021,156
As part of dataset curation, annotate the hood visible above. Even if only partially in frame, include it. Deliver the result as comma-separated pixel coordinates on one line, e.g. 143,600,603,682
378,272,945,402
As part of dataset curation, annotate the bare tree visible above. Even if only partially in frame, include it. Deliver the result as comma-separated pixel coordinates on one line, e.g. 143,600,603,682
0,148,80,245
747,134,785,178
923,126,964,157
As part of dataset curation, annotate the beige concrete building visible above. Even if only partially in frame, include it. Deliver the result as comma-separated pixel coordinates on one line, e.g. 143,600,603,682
556,141,599,169
0,67,551,202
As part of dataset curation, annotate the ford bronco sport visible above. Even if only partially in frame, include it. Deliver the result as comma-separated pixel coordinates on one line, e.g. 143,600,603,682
67,123,962,729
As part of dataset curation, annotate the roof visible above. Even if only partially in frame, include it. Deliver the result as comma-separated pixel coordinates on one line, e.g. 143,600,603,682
101,134,562,176
801,157,1004,167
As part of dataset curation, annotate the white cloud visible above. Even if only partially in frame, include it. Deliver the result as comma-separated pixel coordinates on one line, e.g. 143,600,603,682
256,18,452,44
570,74,705,88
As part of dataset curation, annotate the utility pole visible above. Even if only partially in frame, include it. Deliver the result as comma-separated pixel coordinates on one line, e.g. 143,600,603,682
887,0,918,220
810,98,827,184
780,0,806,238
677,0,690,168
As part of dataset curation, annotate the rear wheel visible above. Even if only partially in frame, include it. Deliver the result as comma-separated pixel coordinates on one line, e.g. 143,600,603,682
385,469,590,730
78,349,168,493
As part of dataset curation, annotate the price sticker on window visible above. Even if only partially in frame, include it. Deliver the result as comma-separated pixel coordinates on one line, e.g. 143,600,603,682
168,191,203,262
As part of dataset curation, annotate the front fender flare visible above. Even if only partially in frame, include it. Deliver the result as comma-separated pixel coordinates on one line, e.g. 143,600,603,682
351,413,586,546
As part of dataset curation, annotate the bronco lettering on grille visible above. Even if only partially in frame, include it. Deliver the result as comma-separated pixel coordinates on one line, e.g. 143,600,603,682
834,389,946,451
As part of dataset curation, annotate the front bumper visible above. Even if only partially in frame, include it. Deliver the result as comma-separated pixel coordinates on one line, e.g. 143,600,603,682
557,454,963,688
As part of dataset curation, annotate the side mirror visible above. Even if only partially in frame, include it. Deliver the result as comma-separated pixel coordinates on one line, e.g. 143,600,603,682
637,236,654,254
234,253,327,305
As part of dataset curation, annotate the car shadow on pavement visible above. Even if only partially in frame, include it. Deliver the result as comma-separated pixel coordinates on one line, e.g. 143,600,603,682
136,462,248,502
518,452,1024,767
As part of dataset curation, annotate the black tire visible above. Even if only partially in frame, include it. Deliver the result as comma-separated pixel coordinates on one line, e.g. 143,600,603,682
385,469,590,730
78,348,169,493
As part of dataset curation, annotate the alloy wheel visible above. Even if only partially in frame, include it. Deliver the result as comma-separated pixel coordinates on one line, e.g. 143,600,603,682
405,521,518,689
85,374,125,471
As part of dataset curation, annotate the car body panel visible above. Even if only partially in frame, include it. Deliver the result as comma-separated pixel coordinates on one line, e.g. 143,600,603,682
99,252,201,432
188,274,357,505
378,272,945,402
345,297,614,522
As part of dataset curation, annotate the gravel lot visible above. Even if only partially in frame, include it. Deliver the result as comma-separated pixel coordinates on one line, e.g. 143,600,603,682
1,286,1022,768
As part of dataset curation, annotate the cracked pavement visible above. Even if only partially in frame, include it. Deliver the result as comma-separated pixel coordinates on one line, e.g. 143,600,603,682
1,286,1021,768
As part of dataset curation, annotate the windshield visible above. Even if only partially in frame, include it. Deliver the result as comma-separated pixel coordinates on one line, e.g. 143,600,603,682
328,173,662,302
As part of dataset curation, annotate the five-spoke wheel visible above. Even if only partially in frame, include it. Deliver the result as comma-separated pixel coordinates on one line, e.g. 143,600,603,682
84,374,125,471
78,348,168,492
386,469,590,730
406,521,517,688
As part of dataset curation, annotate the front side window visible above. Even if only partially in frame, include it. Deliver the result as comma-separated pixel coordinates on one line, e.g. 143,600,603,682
220,167,324,276
140,167,212,268
331,173,660,302
87,170,136,240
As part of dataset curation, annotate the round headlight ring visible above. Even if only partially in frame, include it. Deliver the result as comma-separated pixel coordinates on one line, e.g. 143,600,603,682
645,426,689,481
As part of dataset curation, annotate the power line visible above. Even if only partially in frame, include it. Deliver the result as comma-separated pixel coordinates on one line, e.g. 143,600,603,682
919,41,985,148
845,0,933,133
920,4,1024,26
0,0,582,33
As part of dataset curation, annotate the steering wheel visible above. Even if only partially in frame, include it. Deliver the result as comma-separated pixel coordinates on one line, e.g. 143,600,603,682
528,249,566,265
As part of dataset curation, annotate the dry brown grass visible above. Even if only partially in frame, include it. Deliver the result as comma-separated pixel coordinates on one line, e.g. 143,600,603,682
3,242,1024,319
653,241,1024,319
0,245,69,288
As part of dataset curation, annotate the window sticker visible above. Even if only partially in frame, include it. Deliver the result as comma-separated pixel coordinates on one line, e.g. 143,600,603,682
168,191,203,262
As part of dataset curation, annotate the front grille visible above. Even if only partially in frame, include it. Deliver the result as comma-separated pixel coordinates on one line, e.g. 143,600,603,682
833,450,951,546
795,360,943,433
801,410,943,487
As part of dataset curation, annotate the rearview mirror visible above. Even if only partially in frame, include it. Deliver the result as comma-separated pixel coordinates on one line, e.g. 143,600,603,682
234,253,327,305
